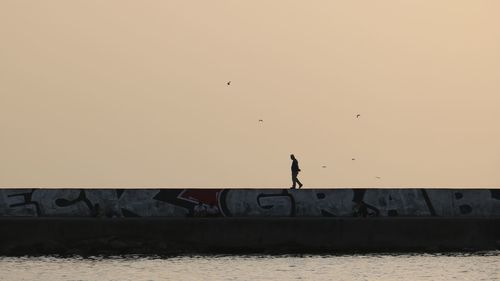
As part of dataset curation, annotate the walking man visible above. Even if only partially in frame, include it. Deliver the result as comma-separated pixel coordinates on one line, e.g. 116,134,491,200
290,154,303,189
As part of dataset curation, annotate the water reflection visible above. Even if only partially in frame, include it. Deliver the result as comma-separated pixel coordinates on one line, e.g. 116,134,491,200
0,252,498,281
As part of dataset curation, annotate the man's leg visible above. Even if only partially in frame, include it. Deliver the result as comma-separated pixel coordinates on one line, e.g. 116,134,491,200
291,173,297,189
296,177,303,188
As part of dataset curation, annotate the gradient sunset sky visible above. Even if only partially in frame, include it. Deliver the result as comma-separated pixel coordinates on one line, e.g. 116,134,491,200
1,1,499,187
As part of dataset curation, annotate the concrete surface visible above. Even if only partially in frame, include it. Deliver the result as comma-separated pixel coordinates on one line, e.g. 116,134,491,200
0,217,498,255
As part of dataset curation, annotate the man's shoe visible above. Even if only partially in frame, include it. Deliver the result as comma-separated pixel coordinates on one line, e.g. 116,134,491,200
298,183,303,188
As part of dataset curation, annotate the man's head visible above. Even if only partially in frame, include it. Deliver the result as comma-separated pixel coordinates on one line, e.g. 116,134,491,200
290,154,295,160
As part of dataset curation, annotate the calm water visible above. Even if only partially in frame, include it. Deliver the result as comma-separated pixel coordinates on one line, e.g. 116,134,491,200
0,252,499,281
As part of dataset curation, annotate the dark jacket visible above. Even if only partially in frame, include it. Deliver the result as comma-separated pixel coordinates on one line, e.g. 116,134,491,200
291,159,300,174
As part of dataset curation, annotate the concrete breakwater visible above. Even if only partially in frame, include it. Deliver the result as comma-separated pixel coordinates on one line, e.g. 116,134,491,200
0,188,499,254
1,188,499,217
0,217,498,255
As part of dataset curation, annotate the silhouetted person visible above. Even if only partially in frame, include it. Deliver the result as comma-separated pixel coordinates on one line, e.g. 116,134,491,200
290,154,303,189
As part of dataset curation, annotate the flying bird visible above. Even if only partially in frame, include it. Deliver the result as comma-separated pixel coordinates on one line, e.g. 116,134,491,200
352,158,356,161
375,176,381,179
258,119,263,123
227,81,231,86
322,165,327,168
356,114,361,118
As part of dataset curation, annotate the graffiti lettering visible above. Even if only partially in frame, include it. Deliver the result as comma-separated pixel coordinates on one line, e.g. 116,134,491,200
0,189,498,218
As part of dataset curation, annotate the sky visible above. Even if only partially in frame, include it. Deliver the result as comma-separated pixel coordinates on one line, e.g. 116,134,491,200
1,1,499,187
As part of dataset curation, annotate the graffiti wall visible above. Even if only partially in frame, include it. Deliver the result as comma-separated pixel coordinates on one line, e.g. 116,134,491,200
0,189,499,217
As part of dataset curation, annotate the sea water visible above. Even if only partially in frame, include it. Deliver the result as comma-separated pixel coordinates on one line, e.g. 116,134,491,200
0,252,498,281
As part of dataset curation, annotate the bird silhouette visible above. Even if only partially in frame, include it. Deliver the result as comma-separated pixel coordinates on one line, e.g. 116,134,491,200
258,119,263,123
352,158,355,161
227,81,231,86
322,165,327,168
375,176,381,179
356,114,361,118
